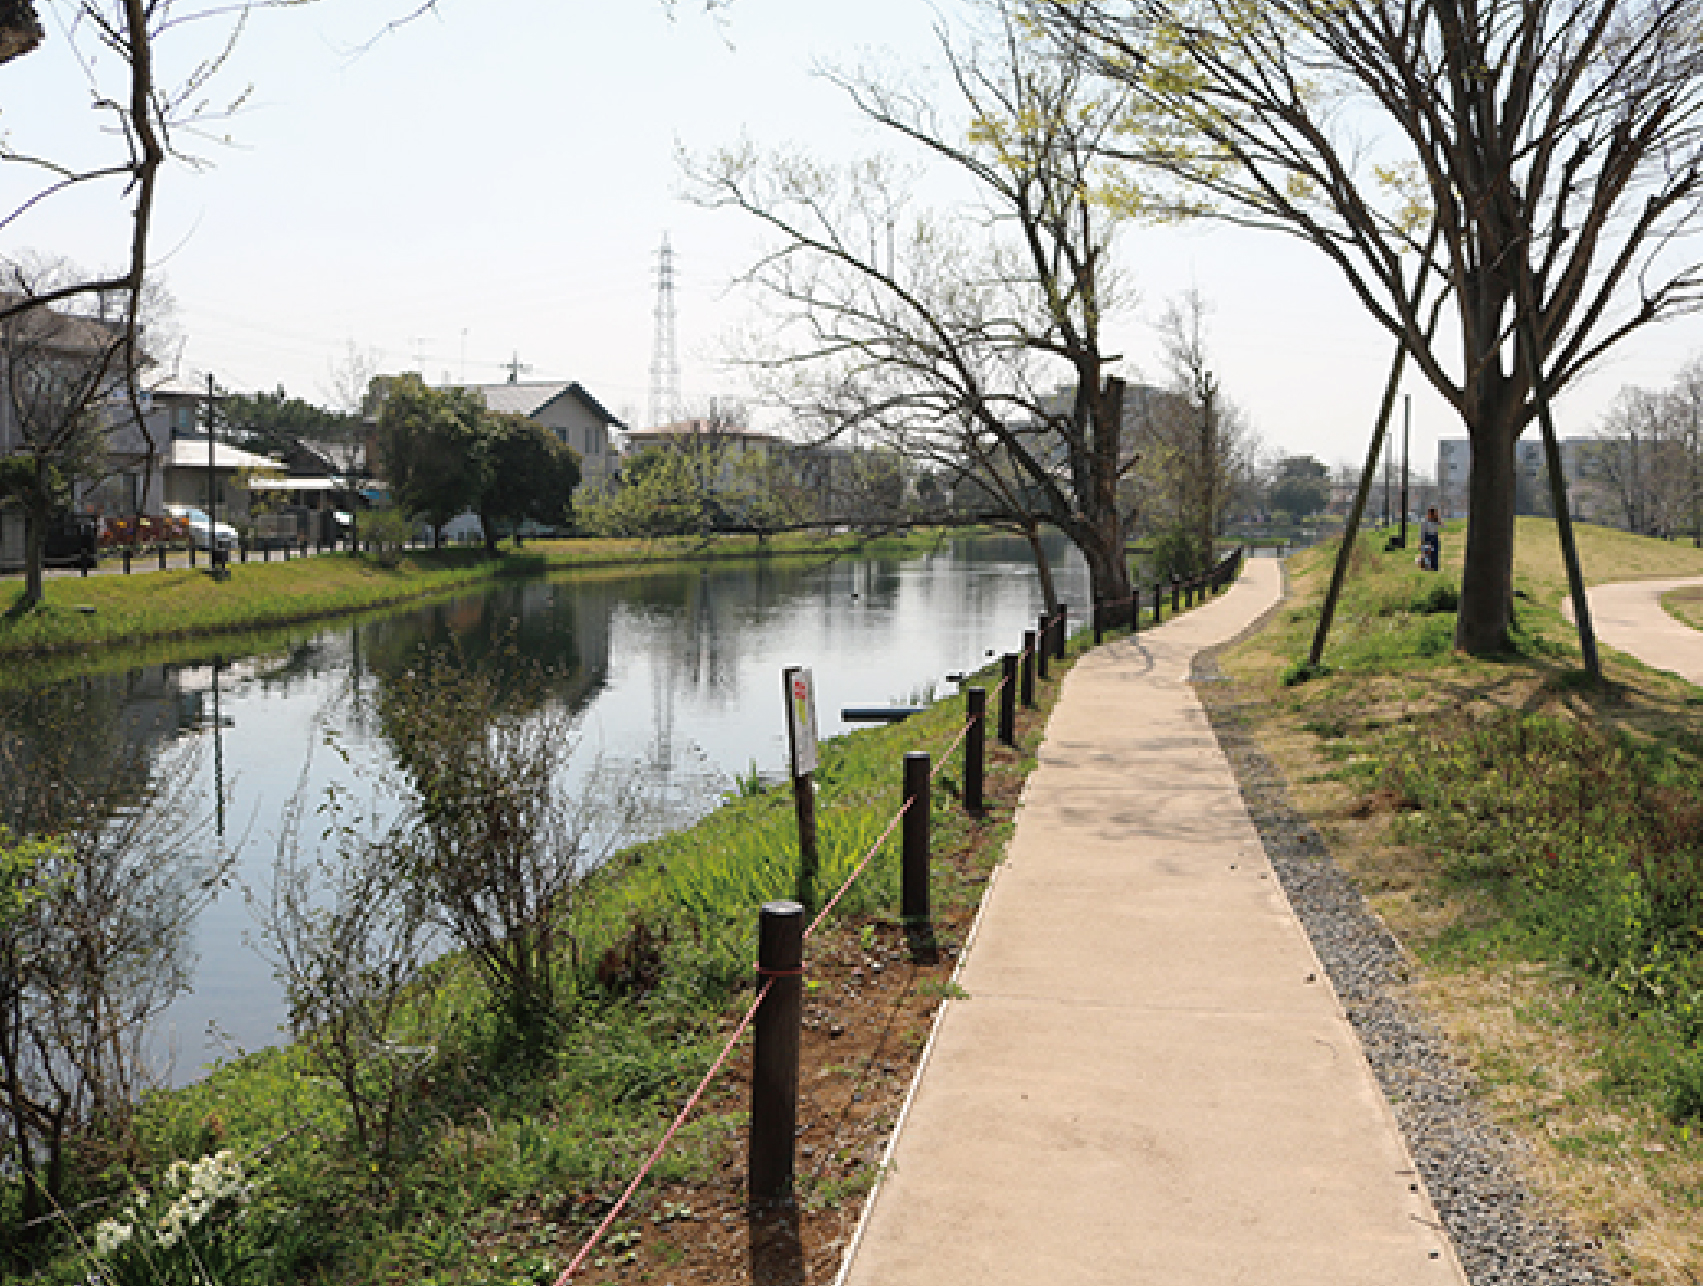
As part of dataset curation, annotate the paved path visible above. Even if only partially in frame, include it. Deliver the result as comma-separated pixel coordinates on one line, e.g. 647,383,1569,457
837,557,1465,1286
1571,577,1703,686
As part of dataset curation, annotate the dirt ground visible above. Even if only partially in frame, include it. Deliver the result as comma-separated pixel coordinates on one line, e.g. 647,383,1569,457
539,686,1055,1286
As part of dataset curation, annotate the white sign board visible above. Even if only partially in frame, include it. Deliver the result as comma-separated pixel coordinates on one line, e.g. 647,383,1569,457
784,666,819,777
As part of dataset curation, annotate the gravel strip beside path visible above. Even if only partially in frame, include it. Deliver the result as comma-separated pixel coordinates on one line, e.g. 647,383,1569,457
1191,637,1618,1286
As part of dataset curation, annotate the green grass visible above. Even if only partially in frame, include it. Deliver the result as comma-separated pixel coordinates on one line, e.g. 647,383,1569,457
1259,526,1703,1101
0,528,963,659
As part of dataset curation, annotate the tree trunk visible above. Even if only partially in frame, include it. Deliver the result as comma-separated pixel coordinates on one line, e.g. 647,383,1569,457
1456,414,1520,653
1022,524,1059,614
21,498,45,609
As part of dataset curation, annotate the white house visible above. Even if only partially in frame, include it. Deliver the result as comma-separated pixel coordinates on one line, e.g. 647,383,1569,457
464,380,625,486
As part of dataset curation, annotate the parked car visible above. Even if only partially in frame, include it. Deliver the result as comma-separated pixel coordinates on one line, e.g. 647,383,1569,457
164,503,239,552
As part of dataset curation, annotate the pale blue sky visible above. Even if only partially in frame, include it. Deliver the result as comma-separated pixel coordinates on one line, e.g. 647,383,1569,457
7,0,1703,475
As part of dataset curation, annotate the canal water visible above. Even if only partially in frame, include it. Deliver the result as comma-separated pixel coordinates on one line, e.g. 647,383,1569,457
3,532,1088,1081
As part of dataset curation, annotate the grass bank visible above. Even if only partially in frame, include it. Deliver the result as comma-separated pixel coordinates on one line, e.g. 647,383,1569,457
8,601,1142,1285
0,529,959,660
1219,517,1703,1285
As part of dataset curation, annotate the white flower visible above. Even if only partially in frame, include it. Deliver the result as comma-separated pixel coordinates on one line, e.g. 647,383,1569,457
93,1220,133,1256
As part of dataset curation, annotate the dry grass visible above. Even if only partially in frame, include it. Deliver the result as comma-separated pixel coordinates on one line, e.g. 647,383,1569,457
1661,586,1703,633
1218,521,1703,1285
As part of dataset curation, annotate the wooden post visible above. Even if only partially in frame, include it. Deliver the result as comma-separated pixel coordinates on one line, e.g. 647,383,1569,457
1093,599,1104,646
999,654,1017,746
1054,605,1067,660
1035,614,1050,682
121,548,131,575
902,752,930,927
749,900,804,1209
1152,581,1162,624
1021,631,1036,707
158,544,166,571
188,541,196,569
965,687,985,815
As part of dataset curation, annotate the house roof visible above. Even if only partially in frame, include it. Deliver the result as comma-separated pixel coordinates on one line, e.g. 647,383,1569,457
168,437,282,472
466,380,625,427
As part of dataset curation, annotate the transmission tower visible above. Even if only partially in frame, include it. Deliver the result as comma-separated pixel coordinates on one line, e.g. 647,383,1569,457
649,233,681,429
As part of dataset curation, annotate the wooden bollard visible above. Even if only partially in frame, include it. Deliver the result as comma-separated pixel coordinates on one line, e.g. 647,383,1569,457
1171,579,1180,614
158,544,166,571
1093,599,1104,646
188,542,196,569
1131,588,1141,634
965,688,985,815
1152,582,1162,624
749,900,804,1209
902,752,931,928
121,548,131,575
1035,614,1050,682
1021,630,1037,708
999,654,1017,746
1054,605,1067,660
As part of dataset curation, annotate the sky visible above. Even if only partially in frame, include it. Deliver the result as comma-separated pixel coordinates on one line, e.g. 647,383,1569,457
9,0,1703,479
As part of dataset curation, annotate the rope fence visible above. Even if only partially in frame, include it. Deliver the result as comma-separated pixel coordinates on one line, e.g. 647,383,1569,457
553,556,1246,1279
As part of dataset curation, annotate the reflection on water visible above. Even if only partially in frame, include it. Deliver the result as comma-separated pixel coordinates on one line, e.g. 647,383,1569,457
2,533,1087,1080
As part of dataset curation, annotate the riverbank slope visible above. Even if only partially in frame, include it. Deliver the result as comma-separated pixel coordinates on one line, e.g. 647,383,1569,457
0,529,961,659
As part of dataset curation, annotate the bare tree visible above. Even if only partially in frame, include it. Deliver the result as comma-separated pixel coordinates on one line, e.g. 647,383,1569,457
322,339,382,550
0,259,132,605
0,684,219,1240
1039,0,1703,653
691,0,1140,610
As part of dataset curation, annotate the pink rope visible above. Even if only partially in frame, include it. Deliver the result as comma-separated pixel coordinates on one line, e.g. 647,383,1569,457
930,719,972,781
557,666,1003,1279
555,978,776,1283
805,797,912,940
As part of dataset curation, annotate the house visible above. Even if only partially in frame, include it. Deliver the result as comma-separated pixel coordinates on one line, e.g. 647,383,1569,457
464,380,624,485
622,419,786,491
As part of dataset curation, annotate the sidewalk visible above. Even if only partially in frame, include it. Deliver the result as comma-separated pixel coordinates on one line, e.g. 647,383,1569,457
837,558,1465,1286
1573,577,1703,686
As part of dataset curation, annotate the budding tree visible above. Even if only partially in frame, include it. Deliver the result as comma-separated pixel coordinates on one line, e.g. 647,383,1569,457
1038,0,1703,652
691,0,1141,609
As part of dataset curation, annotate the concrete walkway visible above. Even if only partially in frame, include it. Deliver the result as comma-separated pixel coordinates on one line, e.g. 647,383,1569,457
837,557,1465,1286
1573,577,1703,686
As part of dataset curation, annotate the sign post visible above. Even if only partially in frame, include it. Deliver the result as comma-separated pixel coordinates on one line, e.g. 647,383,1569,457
782,666,820,909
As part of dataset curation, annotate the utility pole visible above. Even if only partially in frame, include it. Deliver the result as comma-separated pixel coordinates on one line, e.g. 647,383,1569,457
1399,393,1410,548
1383,417,1393,527
205,372,226,579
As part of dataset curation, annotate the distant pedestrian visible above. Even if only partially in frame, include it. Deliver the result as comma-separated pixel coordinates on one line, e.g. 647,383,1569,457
1419,506,1441,571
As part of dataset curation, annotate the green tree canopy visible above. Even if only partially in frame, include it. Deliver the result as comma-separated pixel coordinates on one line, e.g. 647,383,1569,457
475,414,582,551
376,376,491,544
1268,456,1330,518
221,386,356,458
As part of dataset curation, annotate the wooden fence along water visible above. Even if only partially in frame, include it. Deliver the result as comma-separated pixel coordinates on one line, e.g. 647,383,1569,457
557,548,1245,1280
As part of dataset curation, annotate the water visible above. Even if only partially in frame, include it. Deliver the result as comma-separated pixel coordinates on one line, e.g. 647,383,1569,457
2,533,1087,1081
